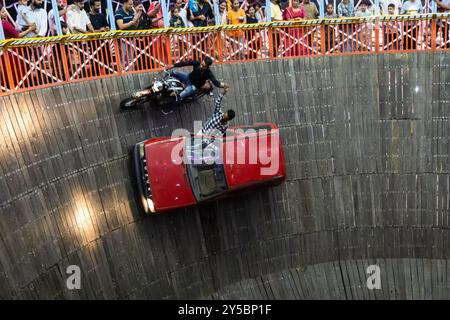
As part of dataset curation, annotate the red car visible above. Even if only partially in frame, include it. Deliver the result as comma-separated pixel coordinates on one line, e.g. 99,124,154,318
133,123,286,214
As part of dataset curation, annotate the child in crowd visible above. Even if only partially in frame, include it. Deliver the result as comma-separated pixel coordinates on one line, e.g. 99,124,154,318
170,7,185,28
325,3,337,18
355,0,372,17
355,1,373,51
15,0,33,31
383,3,401,50
324,4,338,52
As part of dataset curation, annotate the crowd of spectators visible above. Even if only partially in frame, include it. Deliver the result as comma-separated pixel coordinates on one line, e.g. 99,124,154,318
1,0,448,40
1,0,449,58
1,0,449,91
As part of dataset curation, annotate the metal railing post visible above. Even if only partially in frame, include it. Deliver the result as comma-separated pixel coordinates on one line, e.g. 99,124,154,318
161,0,170,28
319,0,325,18
431,0,437,13
431,15,437,49
114,37,123,74
374,0,380,15
50,0,64,36
213,0,221,25
0,19,5,40
266,0,271,22
375,18,380,52
2,48,16,91
106,0,117,31
320,20,326,54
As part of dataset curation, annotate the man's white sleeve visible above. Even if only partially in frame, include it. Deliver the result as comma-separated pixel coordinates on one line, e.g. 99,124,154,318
38,10,48,36
67,10,77,31
83,10,91,29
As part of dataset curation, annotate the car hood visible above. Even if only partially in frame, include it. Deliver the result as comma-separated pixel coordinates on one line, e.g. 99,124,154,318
145,138,197,211
223,131,286,188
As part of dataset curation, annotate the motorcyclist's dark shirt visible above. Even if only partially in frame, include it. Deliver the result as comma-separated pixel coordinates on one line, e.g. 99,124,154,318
173,60,221,89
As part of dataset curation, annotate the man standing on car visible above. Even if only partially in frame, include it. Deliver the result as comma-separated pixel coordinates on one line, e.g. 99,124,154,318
165,56,228,101
192,85,234,151
201,86,234,137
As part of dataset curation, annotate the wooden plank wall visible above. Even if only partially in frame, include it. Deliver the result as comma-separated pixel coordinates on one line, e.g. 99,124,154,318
0,52,448,299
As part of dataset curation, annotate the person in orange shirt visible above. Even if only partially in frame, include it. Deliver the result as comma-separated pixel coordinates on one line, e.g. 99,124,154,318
227,0,246,25
227,0,246,60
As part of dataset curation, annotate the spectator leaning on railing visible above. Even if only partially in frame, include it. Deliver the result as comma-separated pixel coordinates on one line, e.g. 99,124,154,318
170,7,186,27
1,3,37,89
115,0,139,30
15,0,33,32
325,3,337,18
48,0,68,36
67,0,94,34
337,0,354,17
187,0,214,27
24,0,48,37
283,0,305,56
355,0,371,17
254,2,265,22
400,0,423,14
88,0,110,32
218,0,228,25
169,0,191,27
270,0,283,21
227,0,246,26
133,0,152,29
246,5,258,23
1,4,36,38
148,0,164,28
300,0,318,19
380,0,402,15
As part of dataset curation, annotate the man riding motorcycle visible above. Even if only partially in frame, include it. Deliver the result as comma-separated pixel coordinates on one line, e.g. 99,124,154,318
165,57,228,101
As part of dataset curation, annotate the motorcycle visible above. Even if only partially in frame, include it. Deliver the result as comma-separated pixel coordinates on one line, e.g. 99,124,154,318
120,70,210,113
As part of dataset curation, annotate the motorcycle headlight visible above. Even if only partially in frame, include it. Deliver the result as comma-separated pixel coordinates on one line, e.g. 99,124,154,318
152,81,164,93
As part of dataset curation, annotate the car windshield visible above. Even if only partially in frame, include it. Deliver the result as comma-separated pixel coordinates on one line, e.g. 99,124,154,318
184,137,228,202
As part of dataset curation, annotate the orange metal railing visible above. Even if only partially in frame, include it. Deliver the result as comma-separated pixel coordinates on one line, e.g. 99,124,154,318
1,13,450,96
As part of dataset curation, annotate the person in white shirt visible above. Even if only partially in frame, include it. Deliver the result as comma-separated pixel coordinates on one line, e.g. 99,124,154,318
400,0,423,15
67,0,94,34
15,0,33,31
254,2,265,22
24,0,48,37
218,0,228,25
355,0,372,17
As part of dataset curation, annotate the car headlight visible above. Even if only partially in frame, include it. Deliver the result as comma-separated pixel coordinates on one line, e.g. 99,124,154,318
146,198,156,213
139,143,145,158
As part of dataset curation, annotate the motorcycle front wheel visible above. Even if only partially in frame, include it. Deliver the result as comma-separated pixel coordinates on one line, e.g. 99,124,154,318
120,92,151,109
